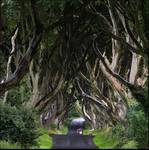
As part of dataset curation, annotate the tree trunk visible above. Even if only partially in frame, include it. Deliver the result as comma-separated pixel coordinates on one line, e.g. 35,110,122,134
3,28,18,103
108,0,121,72
0,0,3,45
128,52,141,97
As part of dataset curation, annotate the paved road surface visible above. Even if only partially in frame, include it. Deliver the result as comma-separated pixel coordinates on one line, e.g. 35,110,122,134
50,134,98,149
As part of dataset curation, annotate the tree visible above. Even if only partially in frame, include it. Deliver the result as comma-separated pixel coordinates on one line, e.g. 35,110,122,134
0,0,148,129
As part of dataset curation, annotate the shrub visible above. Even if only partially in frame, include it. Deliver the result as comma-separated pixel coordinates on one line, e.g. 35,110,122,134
0,102,39,148
6,78,31,107
126,103,148,148
112,123,127,147
112,102,148,149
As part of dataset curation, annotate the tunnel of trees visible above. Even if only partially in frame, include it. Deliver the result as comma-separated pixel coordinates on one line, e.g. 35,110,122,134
0,0,148,149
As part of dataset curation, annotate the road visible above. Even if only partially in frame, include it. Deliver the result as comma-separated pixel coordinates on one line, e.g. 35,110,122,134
50,134,98,149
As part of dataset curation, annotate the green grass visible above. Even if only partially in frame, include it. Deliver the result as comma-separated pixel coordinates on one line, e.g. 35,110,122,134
34,126,140,149
36,133,53,149
33,126,68,149
58,127,68,134
32,128,53,149
34,126,139,149
84,128,118,149
91,128,139,149
57,127,119,149
121,140,138,149
0,140,21,149
93,130,118,149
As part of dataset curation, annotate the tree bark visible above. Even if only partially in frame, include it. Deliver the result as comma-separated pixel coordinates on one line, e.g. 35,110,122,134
3,28,18,103
0,0,3,45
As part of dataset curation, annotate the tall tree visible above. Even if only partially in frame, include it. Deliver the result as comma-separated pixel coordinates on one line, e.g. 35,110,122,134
0,0,148,128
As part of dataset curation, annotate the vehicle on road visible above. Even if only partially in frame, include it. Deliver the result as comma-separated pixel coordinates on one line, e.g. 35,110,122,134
68,117,85,135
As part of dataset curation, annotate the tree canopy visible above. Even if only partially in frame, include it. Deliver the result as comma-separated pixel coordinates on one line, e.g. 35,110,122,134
0,0,148,129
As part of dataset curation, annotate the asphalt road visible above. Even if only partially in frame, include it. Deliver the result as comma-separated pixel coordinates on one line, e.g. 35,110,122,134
50,134,98,149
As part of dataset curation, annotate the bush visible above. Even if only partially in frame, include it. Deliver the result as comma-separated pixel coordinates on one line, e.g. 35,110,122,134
112,102,148,149
0,102,39,148
126,103,148,148
6,78,31,107
112,123,127,147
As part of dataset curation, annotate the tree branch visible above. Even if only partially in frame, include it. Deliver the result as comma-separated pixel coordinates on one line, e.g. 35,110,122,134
0,2,42,95
75,78,109,110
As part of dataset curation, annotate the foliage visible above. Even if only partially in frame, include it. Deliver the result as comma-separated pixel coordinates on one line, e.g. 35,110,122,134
0,102,39,148
121,140,138,149
2,0,19,33
93,128,118,149
144,80,149,112
58,127,68,134
35,128,53,149
142,0,149,39
36,134,52,149
0,0,148,149
45,123,60,135
126,103,148,148
0,140,21,149
0,50,6,79
112,102,148,149
92,102,148,149
63,105,80,126
6,77,31,107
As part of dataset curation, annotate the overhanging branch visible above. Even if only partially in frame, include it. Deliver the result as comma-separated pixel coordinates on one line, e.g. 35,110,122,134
0,2,43,95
